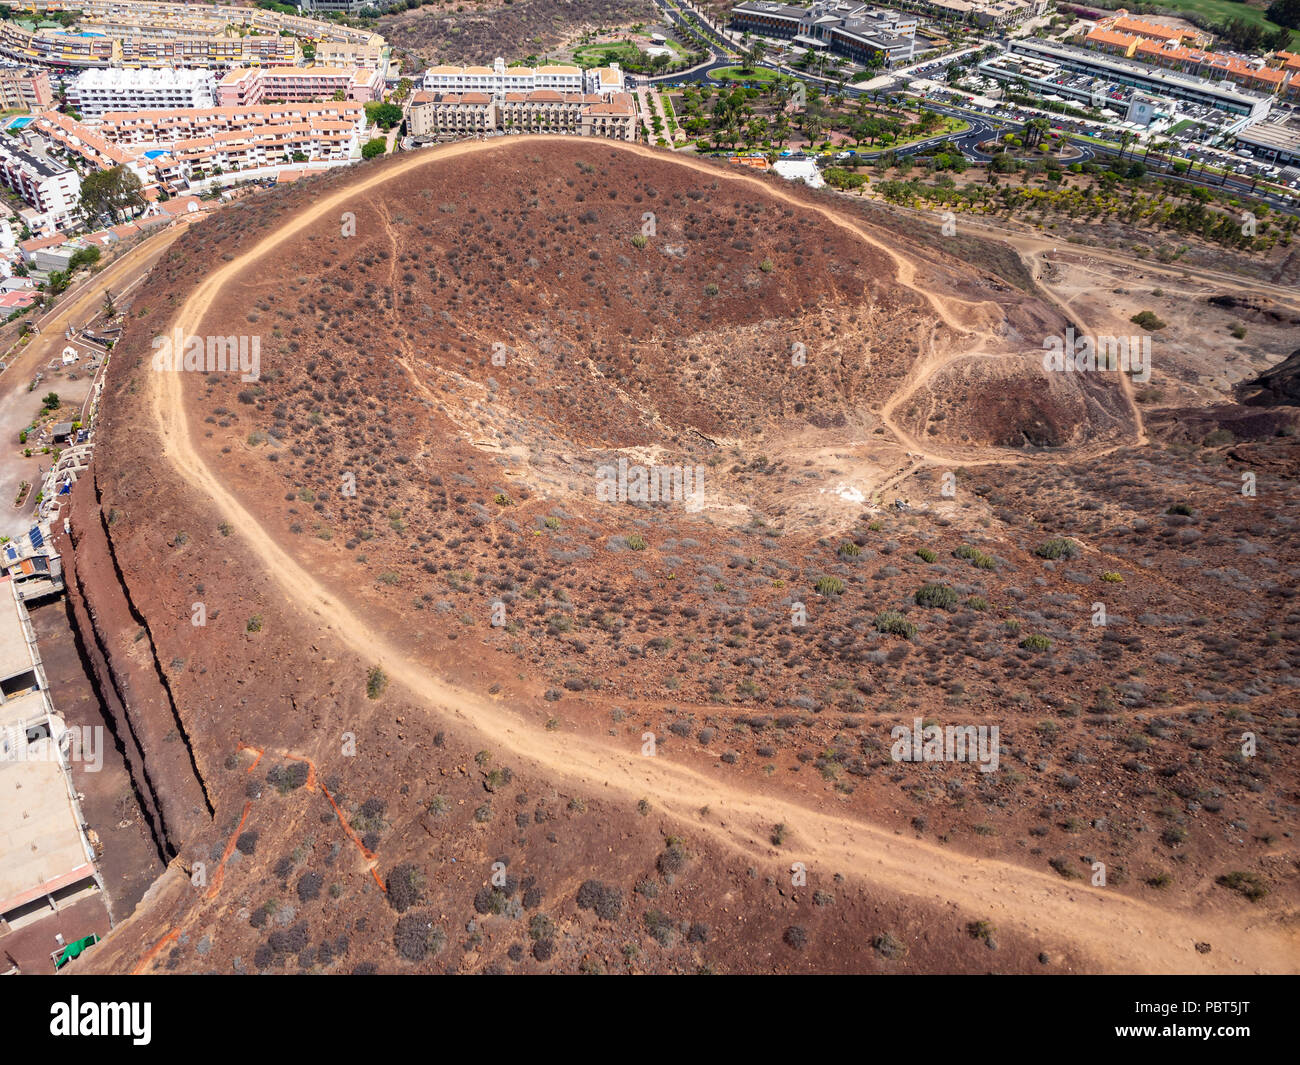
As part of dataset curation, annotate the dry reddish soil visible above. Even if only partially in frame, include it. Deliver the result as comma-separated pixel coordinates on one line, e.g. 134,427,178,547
379,0,658,67
66,138,1300,975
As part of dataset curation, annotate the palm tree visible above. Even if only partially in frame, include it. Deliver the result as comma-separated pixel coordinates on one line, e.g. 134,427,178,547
772,112,791,149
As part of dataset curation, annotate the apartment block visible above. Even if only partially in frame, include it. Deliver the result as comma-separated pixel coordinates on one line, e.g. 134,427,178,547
117,33,300,69
422,57,624,98
1082,29,1289,96
217,66,385,108
315,41,389,70
68,67,216,116
409,90,636,141
29,111,152,186
23,0,385,49
0,20,118,68
0,140,81,232
95,103,369,148
408,92,493,138
0,68,53,110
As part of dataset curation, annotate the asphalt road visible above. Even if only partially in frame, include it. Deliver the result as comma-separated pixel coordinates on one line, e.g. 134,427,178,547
0,223,187,539
644,1,1295,213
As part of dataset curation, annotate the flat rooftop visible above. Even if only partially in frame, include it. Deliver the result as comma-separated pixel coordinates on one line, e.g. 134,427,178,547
1236,118,1300,153
0,756,93,915
0,687,46,733
0,581,33,682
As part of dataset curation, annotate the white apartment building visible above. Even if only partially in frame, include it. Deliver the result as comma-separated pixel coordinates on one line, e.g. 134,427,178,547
68,67,216,117
422,56,623,98
0,141,81,233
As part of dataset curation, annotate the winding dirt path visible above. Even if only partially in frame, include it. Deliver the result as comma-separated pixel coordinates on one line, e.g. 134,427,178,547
145,138,1296,973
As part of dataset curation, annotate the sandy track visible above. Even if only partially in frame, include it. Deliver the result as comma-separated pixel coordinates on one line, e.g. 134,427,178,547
146,138,1296,973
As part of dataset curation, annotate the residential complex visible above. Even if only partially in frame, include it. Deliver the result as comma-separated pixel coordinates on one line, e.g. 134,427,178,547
0,68,54,111
410,90,637,141
29,111,149,186
23,0,384,48
0,0,387,70
67,67,216,117
32,104,368,190
217,67,385,108
0,139,81,232
315,41,389,71
422,57,624,98
1082,25,1294,96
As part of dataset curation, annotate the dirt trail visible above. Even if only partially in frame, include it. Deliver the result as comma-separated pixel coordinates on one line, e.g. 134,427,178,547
145,138,1297,974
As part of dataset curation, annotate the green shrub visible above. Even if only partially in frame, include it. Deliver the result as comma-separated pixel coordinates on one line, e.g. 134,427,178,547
366,666,388,700
1020,634,1052,652
1165,503,1193,516
1216,871,1267,902
625,534,647,551
1130,310,1165,331
875,611,915,638
838,541,861,558
915,547,937,563
1036,538,1079,560
815,576,844,596
914,583,958,610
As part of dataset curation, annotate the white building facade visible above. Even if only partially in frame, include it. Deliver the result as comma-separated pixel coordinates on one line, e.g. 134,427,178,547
68,67,217,117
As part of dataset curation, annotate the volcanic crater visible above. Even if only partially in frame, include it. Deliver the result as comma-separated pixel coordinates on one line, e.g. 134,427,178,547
66,138,1299,975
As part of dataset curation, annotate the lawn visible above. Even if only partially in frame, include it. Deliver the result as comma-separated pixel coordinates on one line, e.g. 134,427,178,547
573,42,641,69
709,65,789,84
1156,0,1299,47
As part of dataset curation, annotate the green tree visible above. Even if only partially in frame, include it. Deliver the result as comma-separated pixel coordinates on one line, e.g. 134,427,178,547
364,101,404,130
79,166,145,225
361,137,387,160
1266,0,1299,29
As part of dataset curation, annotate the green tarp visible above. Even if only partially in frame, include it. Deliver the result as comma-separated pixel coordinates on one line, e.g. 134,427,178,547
55,934,98,969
